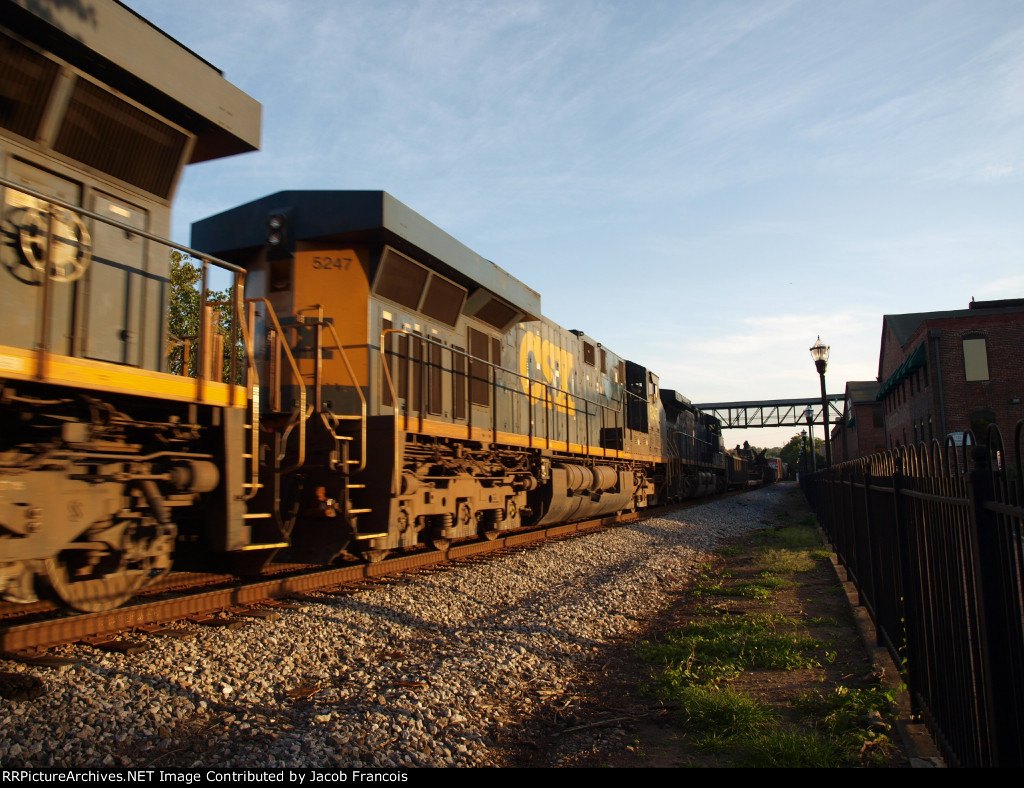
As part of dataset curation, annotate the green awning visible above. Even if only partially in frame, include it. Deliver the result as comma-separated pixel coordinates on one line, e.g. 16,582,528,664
877,342,926,400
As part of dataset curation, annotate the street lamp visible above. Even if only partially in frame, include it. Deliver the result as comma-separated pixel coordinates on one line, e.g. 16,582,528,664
803,406,816,472
810,336,832,468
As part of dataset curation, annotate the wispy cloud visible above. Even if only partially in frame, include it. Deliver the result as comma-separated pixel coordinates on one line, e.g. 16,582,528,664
128,0,1024,451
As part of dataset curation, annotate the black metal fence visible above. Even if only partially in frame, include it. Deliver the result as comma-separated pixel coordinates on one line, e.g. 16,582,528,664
801,422,1024,768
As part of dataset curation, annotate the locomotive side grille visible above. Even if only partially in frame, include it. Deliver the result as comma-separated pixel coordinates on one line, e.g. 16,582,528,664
376,247,428,310
420,273,465,327
471,296,517,331
0,32,59,141
54,78,187,198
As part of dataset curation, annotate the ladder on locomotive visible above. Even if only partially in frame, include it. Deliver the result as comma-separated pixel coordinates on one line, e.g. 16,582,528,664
240,299,376,541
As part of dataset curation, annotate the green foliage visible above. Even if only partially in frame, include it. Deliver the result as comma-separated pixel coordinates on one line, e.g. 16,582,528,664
792,685,897,737
635,509,901,767
777,433,804,474
641,614,822,692
755,548,817,574
693,578,794,599
737,730,853,768
673,685,776,749
776,432,825,473
167,251,241,381
765,525,822,550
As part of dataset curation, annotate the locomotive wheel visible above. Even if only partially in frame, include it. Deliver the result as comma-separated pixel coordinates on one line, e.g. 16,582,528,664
41,517,176,613
431,538,451,551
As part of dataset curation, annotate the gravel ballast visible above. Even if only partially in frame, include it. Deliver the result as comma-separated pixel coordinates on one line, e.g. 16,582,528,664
0,485,788,768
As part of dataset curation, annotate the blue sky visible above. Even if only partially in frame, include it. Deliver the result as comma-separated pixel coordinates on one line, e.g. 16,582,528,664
130,0,1024,449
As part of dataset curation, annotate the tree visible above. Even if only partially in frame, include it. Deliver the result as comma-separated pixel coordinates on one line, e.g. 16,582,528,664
775,432,827,475
777,433,804,475
167,251,241,381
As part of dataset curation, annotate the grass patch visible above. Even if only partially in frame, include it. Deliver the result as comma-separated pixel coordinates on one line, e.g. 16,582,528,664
630,495,904,768
756,547,816,574
792,685,897,737
765,525,822,549
642,614,822,693
674,685,776,749
691,573,795,601
738,729,854,768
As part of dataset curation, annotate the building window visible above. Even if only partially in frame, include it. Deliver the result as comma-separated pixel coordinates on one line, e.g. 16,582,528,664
963,336,990,381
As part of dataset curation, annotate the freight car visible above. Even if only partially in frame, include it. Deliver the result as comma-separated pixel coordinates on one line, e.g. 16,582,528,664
0,0,753,613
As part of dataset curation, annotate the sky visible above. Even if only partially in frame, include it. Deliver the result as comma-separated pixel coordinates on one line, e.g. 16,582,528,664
128,0,1024,449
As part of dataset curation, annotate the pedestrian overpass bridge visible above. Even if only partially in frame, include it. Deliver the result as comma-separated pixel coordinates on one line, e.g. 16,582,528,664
693,394,845,430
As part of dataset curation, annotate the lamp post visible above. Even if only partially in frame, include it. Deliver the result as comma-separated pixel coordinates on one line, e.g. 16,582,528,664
803,406,816,472
810,336,832,468
800,429,808,477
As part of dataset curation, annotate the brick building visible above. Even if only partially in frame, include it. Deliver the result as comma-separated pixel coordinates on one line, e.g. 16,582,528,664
876,299,1024,449
831,381,886,462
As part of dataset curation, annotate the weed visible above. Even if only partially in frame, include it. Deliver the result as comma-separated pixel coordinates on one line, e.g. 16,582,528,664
640,614,822,696
805,615,845,627
753,574,797,590
690,581,725,598
729,582,773,600
756,548,816,574
792,685,897,737
738,729,852,768
674,685,776,748
768,525,821,549
630,500,905,768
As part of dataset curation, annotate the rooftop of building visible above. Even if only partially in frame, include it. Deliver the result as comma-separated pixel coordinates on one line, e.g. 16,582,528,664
883,298,1024,347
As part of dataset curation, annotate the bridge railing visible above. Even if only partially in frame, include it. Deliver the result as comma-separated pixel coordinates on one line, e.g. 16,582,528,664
800,423,1024,768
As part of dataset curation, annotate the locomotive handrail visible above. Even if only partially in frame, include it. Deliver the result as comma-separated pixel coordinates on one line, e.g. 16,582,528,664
0,176,246,275
378,328,627,457
244,298,309,474
294,305,368,475
0,175,247,407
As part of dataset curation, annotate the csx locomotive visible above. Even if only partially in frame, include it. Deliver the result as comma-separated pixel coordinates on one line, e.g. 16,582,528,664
0,0,752,613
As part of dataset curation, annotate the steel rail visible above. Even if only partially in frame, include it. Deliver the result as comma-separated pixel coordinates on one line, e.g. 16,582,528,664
0,513,620,653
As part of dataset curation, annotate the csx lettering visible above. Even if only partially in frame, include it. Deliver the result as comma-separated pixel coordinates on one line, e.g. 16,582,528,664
518,331,575,414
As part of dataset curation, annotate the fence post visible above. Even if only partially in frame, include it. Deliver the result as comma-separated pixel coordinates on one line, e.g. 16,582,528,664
967,445,1018,766
890,464,918,712
857,466,872,612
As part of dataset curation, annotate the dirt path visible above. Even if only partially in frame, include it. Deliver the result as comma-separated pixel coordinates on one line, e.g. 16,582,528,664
507,484,928,768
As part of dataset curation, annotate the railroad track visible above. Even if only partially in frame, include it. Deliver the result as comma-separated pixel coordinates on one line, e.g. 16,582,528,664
0,511,631,655
0,488,761,656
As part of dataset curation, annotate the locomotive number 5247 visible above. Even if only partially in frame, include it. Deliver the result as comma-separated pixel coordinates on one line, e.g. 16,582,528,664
311,256,353,270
